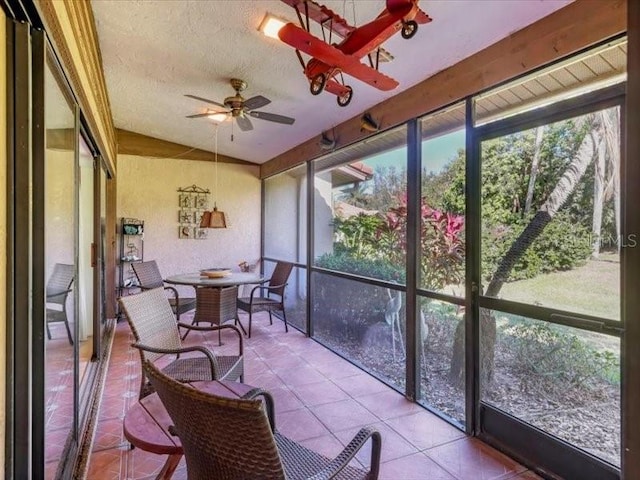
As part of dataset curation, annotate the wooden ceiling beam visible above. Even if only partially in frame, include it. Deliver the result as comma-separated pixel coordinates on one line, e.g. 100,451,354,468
260,0,627,179
116,129,254,165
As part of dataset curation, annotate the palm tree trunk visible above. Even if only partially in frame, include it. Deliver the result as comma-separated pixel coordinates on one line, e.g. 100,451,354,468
485,117,599,297
592,135,606,257
450,115,600,386
524,126,545,214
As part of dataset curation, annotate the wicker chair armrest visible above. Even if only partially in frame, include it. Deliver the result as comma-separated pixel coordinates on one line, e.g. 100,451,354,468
131,343,219,378
248,282,287,302
46,289,72,300
163,285,179,298
241,388,276,432
308,427,382,480
176,323,244,355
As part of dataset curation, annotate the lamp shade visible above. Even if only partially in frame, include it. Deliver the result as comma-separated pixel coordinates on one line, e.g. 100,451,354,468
200,206,227,228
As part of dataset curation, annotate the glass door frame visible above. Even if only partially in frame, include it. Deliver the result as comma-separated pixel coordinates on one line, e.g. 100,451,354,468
469,82,625,480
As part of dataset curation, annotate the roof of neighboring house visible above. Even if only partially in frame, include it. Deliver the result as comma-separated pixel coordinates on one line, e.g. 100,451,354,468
334,201,378,219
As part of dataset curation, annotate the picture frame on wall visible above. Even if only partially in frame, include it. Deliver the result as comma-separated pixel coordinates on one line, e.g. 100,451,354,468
195,228,208,240
179,210,193,224
179,194,192,208
196,194,209,209
179,225,193,239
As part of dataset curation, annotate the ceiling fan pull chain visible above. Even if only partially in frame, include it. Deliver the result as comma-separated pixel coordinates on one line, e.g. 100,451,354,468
214,124,219,205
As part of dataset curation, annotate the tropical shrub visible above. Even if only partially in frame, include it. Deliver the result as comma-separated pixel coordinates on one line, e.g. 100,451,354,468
502,321,619,393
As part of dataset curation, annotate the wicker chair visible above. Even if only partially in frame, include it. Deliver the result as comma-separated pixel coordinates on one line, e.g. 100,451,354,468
119,288,244,399
132,260,196,322
143,360,382,480
46,263,75,344
237,261,294,338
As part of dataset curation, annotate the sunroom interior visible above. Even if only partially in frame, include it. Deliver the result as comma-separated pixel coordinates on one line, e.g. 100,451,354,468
2,1,639,479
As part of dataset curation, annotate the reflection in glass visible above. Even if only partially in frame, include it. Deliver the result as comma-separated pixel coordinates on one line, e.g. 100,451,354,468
44,61,76,477
480,107,621,321
263,261,307,333
264,164,307,263
78,136,94,388
418,296,465,424
313,126,407,284
419,103,466,296
312,271,406,391
480,309,620,466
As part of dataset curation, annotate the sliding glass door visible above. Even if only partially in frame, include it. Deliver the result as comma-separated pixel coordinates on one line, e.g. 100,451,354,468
474,88,624,480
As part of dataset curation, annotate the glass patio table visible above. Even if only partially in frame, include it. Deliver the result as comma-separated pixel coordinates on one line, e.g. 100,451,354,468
164,272,264,337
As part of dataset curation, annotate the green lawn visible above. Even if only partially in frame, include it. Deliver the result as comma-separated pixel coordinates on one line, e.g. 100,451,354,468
500,252,620,321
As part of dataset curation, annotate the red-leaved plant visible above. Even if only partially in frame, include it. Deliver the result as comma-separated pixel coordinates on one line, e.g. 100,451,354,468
376,194,465,290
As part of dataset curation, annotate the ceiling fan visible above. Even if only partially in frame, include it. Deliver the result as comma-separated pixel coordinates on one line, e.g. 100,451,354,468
185,78,295,132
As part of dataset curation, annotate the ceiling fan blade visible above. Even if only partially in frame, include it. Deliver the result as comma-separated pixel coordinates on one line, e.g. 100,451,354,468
249,110,295,125
243,95,271,111
236,115,253,132
184,94,226,108
185,112,214,118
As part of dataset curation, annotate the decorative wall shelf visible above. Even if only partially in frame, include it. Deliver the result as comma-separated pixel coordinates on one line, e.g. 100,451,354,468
177,185,210,239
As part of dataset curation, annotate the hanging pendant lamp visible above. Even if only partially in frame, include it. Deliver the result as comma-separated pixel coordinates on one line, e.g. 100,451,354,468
200,124,228,228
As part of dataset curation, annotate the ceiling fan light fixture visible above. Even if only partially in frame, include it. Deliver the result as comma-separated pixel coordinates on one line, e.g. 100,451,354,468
259,13,287,40
208,112,228,123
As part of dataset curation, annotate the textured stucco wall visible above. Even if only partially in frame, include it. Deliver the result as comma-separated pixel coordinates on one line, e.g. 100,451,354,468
264,171,301,262
116,155,261,295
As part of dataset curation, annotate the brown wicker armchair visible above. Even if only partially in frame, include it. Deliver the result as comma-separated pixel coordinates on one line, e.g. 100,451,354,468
46,263,75,344
119,288,244,399
237,261,294,338
132,260,196,322
143,360,382,480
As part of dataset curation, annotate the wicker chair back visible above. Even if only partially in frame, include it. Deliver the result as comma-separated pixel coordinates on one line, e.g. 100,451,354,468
120,288,182,363
46,263,75,306
144,361,286,480
268,261,293,297
131,260,165,289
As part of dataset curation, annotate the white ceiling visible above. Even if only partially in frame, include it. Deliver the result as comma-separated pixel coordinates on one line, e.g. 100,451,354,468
91,0,572,164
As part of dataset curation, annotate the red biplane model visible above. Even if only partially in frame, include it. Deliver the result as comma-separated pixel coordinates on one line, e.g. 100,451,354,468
277,0,432,106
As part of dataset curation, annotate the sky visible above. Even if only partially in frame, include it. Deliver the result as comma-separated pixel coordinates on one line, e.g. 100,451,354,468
365,129,465,174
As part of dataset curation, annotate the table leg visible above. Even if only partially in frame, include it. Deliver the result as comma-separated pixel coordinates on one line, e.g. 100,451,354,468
155,453,182,480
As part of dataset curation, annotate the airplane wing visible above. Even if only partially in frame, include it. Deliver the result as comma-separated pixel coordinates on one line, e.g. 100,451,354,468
281,0,354,37
280,0,394,62
279,23,399,91
413,8,433,25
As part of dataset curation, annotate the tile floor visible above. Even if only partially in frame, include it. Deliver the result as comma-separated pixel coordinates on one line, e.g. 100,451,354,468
85,312,541,480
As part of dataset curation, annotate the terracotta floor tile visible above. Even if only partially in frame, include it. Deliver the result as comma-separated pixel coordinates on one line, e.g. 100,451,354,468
290,380,350,406
268,385,305,413
386,411,465,450
93,418,125,451
312,358,364,379
331,373,391,397
85,448,123,480
124,446,175,479
425,438,527,480
355,389,424,420
298,433,345,459
277,408,332,442
334,421,419,464
274,363,327,386
310,398,378,432
380,452,457,480
249,370,288,390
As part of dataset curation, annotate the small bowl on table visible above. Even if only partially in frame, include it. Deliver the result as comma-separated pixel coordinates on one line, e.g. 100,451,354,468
200,268,232,279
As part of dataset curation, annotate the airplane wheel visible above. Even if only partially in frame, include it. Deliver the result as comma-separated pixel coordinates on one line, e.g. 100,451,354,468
310,73,326,95
337,86,353,107
401,20,418,39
